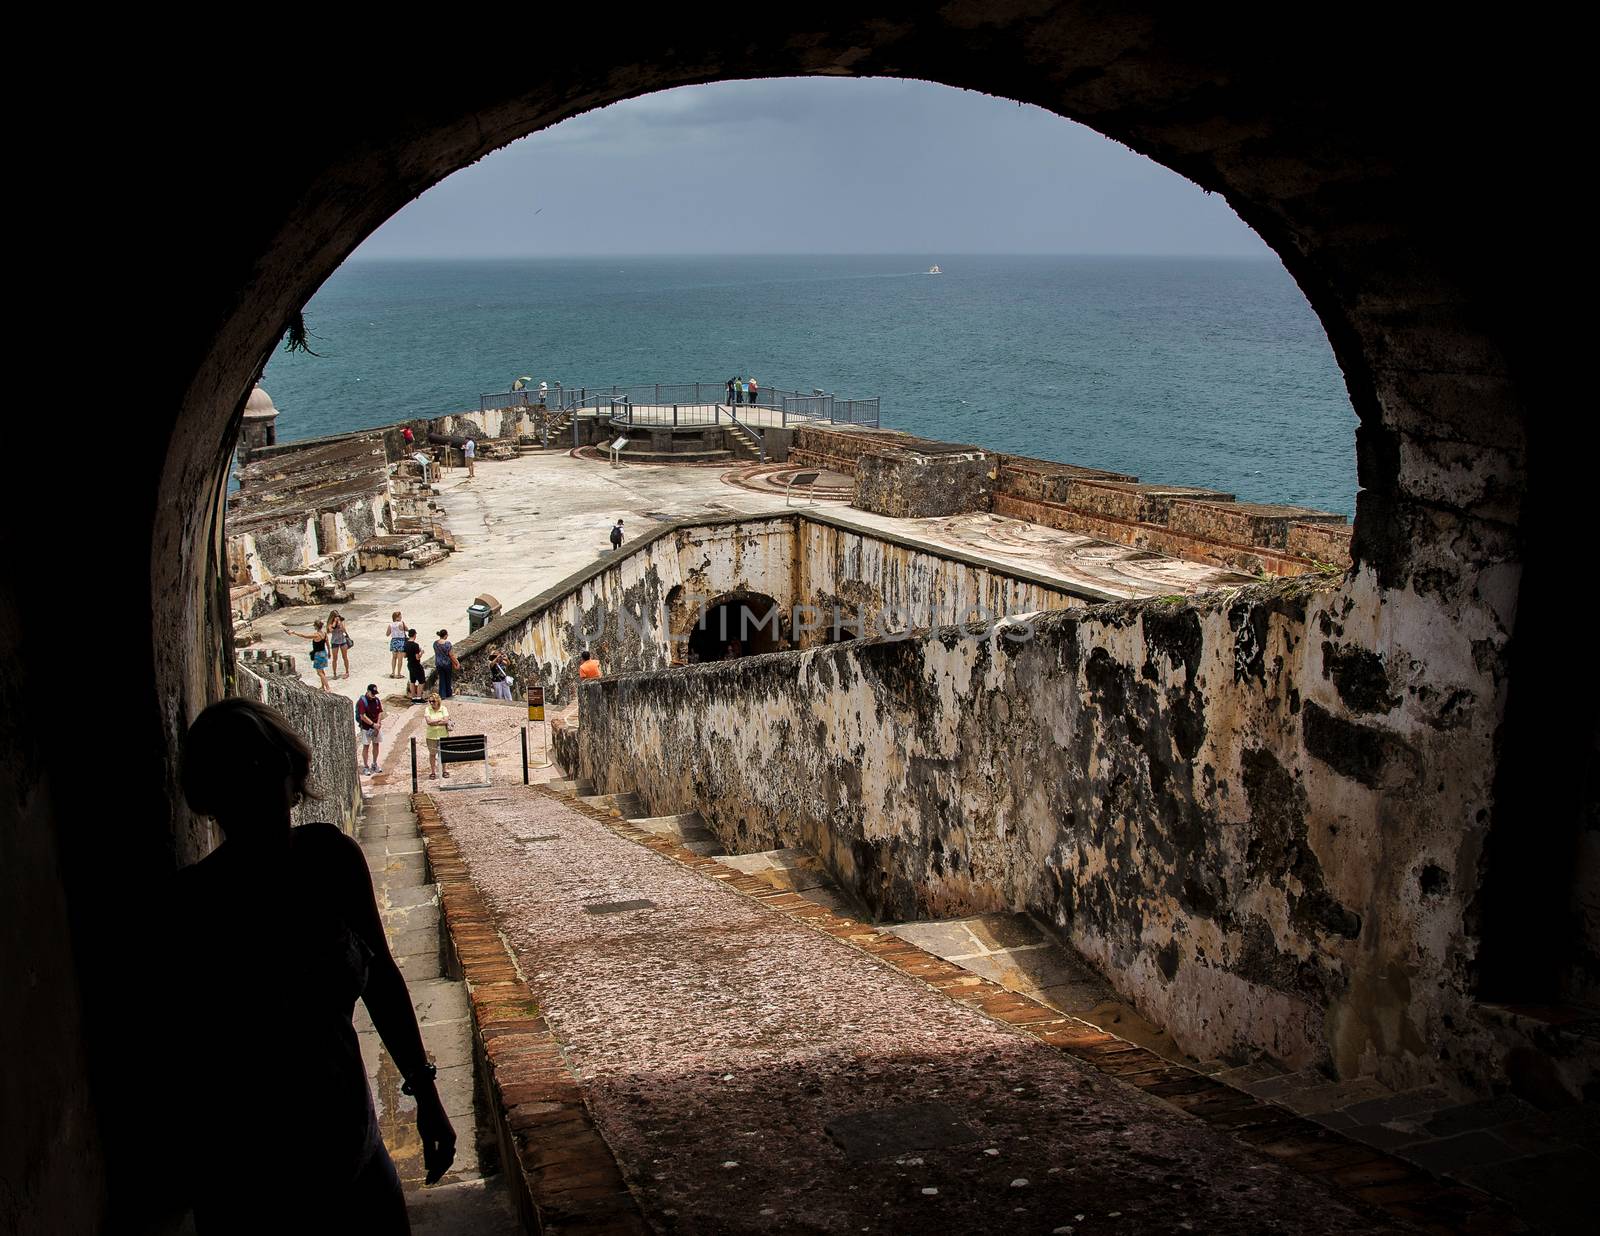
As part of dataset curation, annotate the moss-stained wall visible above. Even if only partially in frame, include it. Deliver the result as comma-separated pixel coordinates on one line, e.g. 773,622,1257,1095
234,662,361,835
797,519,1086,644
578,568,1514,1094
454,516,800,704
455,510,1102,701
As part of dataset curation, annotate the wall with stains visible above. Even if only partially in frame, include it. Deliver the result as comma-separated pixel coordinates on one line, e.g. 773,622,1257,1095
578,570,1516,1095
456,510,1099,701
234,661,361,835
796,519,1086,644
454,516,800,704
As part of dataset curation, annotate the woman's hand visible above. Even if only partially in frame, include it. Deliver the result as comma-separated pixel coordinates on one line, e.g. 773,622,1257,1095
414,1085,457,1184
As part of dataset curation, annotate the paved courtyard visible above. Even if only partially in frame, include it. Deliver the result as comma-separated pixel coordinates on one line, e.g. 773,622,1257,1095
237,448,1247,710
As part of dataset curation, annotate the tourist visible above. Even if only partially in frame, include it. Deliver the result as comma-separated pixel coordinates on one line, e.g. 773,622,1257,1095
356,684,383,774
401,425,414,449
737,377,748,404
463,436,476,479
578,649,602,681
488,648,514,701
387,611,408,679
404,628,426,702
433,629,458,698
174,699,456,1229
726,377,736,406
283,618,332,691
538,380,549,407
424,692,452,779
327,610,352,679
748,376,758,405
610,519,625,551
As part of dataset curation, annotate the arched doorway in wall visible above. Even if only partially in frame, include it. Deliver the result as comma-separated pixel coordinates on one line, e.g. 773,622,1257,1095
687,591,786,662
30,19,1577,1231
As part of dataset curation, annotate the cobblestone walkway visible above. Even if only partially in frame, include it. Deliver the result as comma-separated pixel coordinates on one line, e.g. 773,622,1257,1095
430,784,1415,1235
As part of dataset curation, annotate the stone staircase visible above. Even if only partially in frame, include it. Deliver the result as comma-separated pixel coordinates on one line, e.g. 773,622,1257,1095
541,777,1599,1229
515,407,576,454
354,794,523,1234
549,782,868,919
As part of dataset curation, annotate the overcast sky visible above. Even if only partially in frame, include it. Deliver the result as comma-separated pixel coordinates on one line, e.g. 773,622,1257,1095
357,78,1268,259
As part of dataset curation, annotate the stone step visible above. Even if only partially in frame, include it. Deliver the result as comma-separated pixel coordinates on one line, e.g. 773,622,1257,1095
404,1176,522,1234
613,447,734,465
404,544,451,568
577,789,644,818
627,811,721,854
708,846,858,910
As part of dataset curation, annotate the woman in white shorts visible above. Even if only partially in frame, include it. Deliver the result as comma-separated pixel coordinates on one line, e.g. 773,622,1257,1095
387,611,408,679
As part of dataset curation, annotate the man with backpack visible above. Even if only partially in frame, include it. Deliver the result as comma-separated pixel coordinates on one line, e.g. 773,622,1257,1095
356,684,384,775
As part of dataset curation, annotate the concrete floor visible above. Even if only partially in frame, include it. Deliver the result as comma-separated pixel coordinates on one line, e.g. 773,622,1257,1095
237,449,1247,708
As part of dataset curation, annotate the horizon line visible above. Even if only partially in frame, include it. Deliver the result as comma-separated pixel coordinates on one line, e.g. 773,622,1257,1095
342,250,1277,262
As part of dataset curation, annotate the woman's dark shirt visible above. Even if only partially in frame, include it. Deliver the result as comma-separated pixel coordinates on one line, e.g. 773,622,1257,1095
172,823,378,1191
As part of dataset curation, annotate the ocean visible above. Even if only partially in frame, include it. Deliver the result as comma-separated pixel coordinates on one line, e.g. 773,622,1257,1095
262,254,1358,515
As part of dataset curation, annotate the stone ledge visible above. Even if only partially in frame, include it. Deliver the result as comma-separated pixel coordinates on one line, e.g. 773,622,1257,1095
411,792,648,1236
540,784,1526,1235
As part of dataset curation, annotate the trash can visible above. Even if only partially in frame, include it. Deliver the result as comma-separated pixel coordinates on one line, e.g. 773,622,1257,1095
467,601,493,633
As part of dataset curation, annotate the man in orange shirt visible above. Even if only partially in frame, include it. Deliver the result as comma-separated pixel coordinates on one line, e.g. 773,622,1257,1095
578,649,602,680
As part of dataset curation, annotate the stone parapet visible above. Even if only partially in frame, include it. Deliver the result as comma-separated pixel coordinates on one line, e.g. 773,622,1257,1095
853,446,997,518
233,658,360,834
1168,499,1348,553
577,570,1506,1097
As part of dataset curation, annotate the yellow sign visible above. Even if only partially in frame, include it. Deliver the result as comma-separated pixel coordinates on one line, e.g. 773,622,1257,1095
526,684,545,722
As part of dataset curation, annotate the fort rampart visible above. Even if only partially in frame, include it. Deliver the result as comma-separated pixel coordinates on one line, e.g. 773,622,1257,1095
234,660,361,835
452,509,1111,702
576,572,1512,1095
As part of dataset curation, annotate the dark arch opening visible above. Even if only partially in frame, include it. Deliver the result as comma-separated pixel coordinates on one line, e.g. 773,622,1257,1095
688,591,785,662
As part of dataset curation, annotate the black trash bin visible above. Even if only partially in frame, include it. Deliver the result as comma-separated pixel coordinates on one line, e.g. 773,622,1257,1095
467,602,492,633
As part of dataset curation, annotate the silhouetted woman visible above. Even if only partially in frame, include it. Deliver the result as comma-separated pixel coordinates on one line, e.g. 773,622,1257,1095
173,698,455,1231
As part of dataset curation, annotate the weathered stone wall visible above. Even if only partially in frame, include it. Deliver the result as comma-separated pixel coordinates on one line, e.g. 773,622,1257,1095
996,456,1138,502
456,510,1105,699
579,571,1511,1095
453,516,801,704
234,661,361,835
227,432,392,591
854,447,998,518
796,517,1094,645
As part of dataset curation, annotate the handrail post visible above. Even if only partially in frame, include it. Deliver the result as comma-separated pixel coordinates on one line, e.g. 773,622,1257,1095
673,403,678,427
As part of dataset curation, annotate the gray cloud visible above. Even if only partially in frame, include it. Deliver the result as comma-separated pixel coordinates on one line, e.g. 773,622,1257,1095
358,78,1269,257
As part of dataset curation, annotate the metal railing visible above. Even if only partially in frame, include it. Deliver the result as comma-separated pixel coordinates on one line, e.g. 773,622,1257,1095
479,381,880,428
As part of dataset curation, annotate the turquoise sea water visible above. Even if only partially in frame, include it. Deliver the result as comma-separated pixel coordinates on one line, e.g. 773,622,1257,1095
263,255,1358,515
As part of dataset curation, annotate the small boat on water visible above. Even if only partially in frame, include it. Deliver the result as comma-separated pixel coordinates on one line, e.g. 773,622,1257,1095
927,265,942,274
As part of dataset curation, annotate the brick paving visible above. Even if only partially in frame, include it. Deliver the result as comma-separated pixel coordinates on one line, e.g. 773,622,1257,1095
425,783,1443,1235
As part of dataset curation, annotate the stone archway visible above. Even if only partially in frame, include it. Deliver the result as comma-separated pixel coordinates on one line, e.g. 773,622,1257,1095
687,591,787,662
12,13,1585,1230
